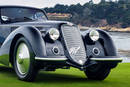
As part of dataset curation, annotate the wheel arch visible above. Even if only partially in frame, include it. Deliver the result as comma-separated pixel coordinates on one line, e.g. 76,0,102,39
9,34,24,64
82,29,117,56
97,29,117,56
82,29,118,68
0,26,46,66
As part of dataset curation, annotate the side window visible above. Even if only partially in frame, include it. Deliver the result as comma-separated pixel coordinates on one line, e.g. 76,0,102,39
34,12,47,20
0,7,47,24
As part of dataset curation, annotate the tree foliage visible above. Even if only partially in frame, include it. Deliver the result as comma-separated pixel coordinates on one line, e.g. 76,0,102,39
44,0,130,28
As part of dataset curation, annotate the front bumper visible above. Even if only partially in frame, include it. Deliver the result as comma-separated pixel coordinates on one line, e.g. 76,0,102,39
35,56,67,61
35,56,123,70
35,56,123,62
90,56,123,62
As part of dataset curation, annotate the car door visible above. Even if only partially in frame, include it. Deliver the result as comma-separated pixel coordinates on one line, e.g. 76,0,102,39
0,8,12,47
0,7,12,65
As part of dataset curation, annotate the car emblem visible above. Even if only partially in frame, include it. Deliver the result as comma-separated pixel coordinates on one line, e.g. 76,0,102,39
69,46,80,55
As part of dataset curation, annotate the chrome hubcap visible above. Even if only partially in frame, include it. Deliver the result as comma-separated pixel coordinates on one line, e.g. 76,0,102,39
16,43,30,75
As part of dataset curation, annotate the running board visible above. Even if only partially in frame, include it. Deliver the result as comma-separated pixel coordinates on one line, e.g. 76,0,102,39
35,56,67,61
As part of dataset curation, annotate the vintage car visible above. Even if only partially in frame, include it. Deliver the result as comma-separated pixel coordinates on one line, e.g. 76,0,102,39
0,5,122,81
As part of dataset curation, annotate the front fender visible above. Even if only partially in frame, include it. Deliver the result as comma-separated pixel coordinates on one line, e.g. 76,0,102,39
97,29,117,56
82,29,117,56
0,26,46,66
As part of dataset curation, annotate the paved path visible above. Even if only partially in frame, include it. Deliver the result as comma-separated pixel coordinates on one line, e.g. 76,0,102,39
122,57,130,63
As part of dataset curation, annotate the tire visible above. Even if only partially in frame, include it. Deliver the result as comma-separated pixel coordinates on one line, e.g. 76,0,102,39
84,64,111,80
13,37,38,82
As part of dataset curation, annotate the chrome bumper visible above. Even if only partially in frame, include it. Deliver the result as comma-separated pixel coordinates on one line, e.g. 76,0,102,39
35,56,67,61
90,57,123,62
35,56,123,62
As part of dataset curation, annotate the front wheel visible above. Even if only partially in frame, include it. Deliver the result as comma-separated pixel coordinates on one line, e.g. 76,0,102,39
13,37,38,82
84,64,111,80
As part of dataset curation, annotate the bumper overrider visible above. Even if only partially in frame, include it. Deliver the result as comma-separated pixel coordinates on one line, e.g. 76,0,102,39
35,56,123,62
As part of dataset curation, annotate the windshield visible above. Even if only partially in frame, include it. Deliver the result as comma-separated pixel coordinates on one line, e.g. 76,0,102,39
1,7,47,23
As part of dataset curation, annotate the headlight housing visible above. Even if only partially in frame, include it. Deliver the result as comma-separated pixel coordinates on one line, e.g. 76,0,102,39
48,28,60,41
89,30,99,41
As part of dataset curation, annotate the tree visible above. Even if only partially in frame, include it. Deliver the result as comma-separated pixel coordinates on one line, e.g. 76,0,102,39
89,0,93,5
100,0,106,3
44,1,130,28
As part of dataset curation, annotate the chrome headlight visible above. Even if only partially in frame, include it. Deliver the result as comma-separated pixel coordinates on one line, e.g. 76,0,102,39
48,28,60,41
89,30,99,41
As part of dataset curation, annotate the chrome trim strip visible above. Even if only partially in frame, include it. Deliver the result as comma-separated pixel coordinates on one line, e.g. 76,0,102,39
90,57,123,61
35,57,67,61
0,25,51,27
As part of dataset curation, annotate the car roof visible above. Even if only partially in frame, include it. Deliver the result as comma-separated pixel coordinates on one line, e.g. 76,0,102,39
0,5,41,10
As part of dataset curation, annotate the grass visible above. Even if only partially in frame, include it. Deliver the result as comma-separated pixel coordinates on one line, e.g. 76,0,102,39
0,63,130,87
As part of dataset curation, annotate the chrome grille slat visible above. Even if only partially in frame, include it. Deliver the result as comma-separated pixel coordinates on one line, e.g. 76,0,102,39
61,25,87,65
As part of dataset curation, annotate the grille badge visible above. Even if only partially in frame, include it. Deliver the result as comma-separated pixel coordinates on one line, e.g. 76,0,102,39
69,46,80,56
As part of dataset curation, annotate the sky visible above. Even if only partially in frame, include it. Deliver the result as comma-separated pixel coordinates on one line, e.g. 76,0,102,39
0,0,102,8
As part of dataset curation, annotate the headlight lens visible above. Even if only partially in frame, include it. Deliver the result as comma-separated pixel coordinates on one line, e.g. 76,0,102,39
89,30,99,41
49,28,60,41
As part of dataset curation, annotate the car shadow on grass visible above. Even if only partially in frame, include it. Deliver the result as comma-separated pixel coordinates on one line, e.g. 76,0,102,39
35,72,104,83
0,66,105,83
0,66,16,77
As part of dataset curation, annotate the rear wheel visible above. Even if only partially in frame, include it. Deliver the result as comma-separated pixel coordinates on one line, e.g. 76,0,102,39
13,37,38,82
84,64,111,80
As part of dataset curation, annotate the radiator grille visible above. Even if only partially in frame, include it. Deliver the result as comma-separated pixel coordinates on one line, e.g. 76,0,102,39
61,25,87,65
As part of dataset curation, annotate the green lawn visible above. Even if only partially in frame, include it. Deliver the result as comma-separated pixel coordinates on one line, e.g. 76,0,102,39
0,63,130,87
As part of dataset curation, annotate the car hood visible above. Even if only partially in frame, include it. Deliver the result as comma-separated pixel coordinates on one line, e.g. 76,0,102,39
11,20,70,27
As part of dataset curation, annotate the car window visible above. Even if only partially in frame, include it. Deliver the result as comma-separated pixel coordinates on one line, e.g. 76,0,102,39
1,7,47,23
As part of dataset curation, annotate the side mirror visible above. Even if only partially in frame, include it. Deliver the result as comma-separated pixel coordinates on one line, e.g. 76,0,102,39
1,16,10,22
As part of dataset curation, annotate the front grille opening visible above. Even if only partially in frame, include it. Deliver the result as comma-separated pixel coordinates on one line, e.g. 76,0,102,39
61,24,87,65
